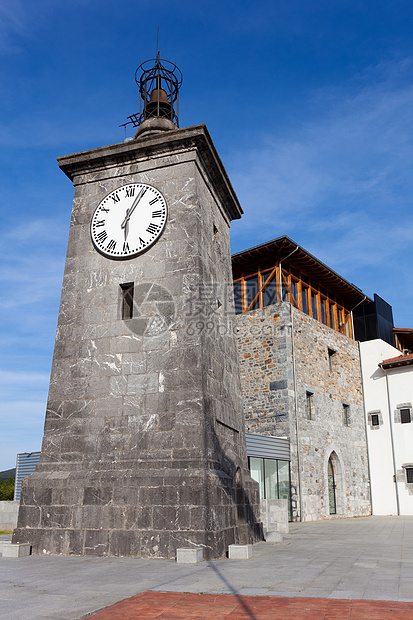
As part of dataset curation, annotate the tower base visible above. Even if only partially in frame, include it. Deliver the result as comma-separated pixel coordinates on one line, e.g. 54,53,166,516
12,467,262,559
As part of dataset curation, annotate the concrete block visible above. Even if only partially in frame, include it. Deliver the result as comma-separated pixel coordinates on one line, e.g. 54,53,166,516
265,531,283,542
228,544,252,559
0,500,19,530
0,541,31,557
176,547,203,563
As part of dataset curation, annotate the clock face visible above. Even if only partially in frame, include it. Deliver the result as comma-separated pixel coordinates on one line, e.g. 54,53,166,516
90,183,167,259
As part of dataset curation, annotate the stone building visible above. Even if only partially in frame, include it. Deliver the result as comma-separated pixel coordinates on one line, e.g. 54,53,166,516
233,235,373,522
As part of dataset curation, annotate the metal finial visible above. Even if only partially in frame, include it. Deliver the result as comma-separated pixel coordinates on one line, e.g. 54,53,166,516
121,56,183,132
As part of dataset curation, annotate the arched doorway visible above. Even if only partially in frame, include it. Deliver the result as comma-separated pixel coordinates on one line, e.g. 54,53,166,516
328,456,337,515
325,450,344,517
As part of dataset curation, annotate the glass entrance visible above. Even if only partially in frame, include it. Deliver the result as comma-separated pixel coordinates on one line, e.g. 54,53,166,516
328,457,337,515
249,457,291,520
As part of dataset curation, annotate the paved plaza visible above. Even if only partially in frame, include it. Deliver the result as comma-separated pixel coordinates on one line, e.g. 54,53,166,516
1,516,412,619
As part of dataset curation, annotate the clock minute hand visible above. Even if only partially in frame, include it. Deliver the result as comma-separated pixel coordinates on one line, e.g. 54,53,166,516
121,187,147,233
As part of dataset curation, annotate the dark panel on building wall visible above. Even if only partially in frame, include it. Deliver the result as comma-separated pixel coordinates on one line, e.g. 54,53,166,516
374,294,395,346
353,294,394,346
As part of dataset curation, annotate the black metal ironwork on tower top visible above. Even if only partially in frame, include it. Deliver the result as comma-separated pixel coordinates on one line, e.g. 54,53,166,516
122,53,183,138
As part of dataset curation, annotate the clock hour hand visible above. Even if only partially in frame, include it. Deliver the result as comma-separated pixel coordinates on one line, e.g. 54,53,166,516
121,187,147,238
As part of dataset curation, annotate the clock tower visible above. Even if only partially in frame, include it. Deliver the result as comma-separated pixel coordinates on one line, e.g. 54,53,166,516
13,56,262,559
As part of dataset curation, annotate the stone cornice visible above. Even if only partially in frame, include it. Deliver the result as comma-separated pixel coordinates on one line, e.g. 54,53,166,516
57,124,243,221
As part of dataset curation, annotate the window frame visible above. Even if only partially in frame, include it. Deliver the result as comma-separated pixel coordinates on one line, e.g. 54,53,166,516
306,391,315,420
342,403,350,427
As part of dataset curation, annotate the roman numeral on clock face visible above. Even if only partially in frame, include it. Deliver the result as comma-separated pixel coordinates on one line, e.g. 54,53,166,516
123,242,130,253
149,197,159,205
125,186,135,198
107,239,116,251
152,210,163,218
147,223,159,235
111,192,120,203
97,230,108,242
95,220,105,227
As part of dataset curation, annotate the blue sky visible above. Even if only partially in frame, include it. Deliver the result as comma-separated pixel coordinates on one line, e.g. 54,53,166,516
1,0,413,471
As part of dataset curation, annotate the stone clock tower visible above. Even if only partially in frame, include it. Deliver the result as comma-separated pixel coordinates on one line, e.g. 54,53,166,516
13,56,262,559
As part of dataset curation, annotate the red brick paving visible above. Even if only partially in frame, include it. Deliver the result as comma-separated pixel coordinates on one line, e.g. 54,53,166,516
86,591,413,619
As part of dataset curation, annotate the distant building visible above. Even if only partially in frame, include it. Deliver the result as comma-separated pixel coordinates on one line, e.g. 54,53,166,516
13,452,41,501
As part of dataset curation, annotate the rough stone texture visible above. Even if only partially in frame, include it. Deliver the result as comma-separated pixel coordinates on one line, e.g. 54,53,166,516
265,531,283,542
0,501,19,530
260,499,289,534
0,541,31,557
12,125,262,559
176,547,203,563
228,543,252,559
237,302,371,522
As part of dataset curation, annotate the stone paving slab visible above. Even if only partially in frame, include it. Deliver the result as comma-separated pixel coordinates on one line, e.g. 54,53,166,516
1,517,413,619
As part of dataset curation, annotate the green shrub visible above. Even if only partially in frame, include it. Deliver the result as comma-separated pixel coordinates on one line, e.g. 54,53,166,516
0,477,15,501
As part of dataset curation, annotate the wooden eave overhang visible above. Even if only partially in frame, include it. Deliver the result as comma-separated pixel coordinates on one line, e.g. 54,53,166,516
379,353,413,369
232,235,371,307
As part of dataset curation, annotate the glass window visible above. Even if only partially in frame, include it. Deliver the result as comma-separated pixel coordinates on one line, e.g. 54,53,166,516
281,270,288,301
302,286,309,314
277,460,290,504
291,279,298,305
264,459,278,500
245,276,259,310
263,273,277,307
320,297,327,325
311,291,318,319
371,414,380,426
249,457,264,499
337,307,344,331
248,457,291,520
344,312,351,337
233,281,243,315
329,303,336,330
400,408,411,424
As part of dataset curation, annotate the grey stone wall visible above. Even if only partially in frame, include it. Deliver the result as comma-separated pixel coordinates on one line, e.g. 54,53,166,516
237,302,371,521
13,126,261,558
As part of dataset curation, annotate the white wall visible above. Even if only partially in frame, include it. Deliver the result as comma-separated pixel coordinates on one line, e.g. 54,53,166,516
360,339,413,515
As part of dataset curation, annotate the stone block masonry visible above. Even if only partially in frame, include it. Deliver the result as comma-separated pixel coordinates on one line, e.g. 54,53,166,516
12,125,262,559
237,302,371,522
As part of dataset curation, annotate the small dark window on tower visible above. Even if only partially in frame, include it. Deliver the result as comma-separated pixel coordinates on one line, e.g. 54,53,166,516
343,404,350,427
306,392,314,420
328,348,336,372
120,283,134,319
400,408,411,424
406,468,413,483
371,414,380,427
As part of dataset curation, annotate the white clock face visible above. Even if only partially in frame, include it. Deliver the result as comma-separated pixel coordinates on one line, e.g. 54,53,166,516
90,183,167,259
